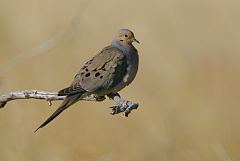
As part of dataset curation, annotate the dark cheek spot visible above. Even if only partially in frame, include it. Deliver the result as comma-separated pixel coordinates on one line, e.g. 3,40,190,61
95,72,100,77
85,68,89,72
100,76,103,79
81,72,85,75
85,73,90,77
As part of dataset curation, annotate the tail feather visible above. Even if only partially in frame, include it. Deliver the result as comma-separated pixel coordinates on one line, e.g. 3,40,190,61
35,92,84,132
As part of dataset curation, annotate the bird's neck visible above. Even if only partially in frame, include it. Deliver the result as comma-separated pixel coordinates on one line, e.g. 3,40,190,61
111,40,135,54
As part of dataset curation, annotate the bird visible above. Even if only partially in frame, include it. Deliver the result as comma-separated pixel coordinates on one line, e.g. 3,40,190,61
35,29,139,132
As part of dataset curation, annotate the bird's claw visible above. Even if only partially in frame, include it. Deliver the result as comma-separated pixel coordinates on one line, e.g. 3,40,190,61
109,101,139,117
109,106,123,115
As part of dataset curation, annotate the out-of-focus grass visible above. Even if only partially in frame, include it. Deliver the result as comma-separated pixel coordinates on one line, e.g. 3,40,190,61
0,0,240,161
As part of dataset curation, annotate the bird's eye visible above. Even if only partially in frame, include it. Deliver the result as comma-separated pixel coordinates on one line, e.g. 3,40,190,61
124,35,128,37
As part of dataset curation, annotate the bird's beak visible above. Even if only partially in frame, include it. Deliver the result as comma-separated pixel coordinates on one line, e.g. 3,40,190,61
132,38,140,44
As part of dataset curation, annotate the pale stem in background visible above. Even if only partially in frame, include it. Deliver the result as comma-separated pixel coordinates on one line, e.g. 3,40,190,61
0,1,91,76
212,143,232,161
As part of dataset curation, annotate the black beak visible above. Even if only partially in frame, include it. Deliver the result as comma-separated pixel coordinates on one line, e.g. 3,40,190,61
133,38,140,44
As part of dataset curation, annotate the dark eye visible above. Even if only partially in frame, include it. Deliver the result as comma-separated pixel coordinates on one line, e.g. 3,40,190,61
124,35,128,37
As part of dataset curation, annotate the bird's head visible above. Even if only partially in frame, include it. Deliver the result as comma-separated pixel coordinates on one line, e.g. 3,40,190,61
114,29,139,45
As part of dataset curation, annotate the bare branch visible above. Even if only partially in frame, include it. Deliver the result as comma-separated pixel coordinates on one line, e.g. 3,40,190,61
0,90,139,116
0,90,103,108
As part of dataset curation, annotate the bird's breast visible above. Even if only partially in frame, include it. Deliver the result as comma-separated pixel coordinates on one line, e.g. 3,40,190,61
124,50,139,85
112,50,139,93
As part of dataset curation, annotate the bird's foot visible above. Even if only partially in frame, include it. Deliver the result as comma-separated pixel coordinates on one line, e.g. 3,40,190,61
107,93,120,100
94,95,106,101
108,93,139,117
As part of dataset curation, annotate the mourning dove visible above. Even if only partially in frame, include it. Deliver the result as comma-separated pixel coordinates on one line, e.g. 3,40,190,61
35,29,139,132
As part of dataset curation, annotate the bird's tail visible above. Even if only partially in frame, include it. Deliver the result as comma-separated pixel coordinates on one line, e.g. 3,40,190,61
35,92,85,132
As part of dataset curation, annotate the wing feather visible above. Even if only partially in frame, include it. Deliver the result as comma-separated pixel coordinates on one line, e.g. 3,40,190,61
59,45,128,96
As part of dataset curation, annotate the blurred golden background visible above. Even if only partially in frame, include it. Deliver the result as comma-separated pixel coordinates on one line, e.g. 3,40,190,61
0,0,240,160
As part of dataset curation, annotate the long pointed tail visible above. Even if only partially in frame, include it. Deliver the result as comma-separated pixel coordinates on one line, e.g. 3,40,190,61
35,92,84,132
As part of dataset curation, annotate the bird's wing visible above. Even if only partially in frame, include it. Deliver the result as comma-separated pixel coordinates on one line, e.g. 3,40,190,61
59,45,128,96
78,45,128,94
58,79,84,96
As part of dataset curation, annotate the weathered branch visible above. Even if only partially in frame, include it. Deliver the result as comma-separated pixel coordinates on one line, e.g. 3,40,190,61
0,90,139,116
0,90,100,108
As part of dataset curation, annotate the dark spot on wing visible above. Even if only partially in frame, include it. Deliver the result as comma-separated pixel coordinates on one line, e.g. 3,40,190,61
95,72,100,77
